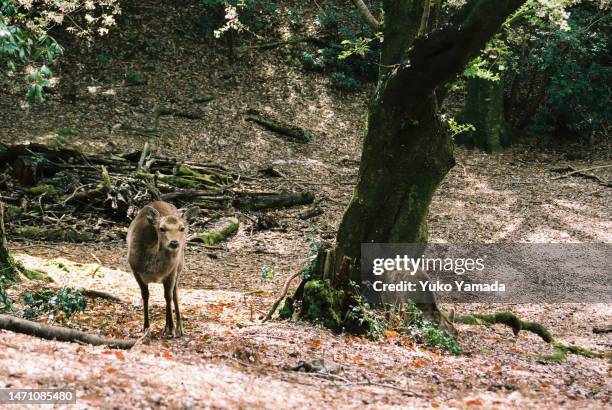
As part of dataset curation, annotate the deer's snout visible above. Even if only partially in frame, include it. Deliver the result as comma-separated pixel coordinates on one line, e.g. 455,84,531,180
169,240,179,249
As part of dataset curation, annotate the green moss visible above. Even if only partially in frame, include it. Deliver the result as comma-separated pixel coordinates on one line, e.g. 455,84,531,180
194,217,239,245
21,269,53,282
157,175,199,188
5,206,23,219
176,165,216,182
16,226,92,242
302,280,343,331
536,348,567,364
55,127,79,137
28,184,58,196
456,312,522,336
278,296,295,319
553,342,602,359
523,321,554,343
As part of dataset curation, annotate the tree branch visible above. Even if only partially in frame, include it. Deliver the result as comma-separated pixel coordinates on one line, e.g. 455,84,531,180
418,0,431,35
383,0,526,111
351,0,381,31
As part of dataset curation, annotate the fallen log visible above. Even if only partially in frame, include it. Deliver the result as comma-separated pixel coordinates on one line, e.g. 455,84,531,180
233,191,314,211
0,314,135,349
245,109,313,143
192,217,240,245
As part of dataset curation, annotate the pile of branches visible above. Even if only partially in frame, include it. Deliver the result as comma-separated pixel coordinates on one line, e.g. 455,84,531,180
0,142,314,241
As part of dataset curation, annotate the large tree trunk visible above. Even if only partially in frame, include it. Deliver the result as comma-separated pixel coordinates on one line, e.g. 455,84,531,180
459,76,507,153
287,0,527,333
0,202,19,281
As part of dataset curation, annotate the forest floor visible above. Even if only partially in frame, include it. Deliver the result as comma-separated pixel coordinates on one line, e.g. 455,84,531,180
1,0,611,408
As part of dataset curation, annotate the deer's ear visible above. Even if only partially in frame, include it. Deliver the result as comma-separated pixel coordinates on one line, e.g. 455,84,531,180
143,206,160,226
181,206,200,222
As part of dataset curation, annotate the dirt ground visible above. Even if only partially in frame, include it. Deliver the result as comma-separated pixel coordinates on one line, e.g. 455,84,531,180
1,1,611,407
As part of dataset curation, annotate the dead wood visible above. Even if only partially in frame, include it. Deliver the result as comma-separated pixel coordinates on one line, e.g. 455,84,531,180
245,109,313,143
80,289,124,303
550,164,611,187
0,314,135,349
233,191,314,211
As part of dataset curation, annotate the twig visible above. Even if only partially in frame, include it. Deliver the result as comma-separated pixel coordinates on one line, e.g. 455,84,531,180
263,270,302,322
80,289,124,303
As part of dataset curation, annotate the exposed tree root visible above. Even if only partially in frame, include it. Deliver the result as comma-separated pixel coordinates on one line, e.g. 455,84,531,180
0,314,135,349
455,312,603,361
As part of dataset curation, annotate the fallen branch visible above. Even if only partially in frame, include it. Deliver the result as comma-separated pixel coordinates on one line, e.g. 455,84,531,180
0,314,135,349
455,312,603,362
245,109,313,143
80,289,124,303
233,191,314,211
263,270,302,322
551,164,611,187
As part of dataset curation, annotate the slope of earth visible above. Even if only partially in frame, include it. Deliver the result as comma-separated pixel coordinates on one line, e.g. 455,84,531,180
1,0,611,408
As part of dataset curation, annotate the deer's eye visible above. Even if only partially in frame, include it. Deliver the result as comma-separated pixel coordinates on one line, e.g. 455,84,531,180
160,228,166,233
180,227,185,232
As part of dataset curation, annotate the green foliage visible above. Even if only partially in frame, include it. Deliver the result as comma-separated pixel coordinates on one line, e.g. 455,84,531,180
472,1,611,141
22,287,86,322
259,266,275,279
464,56,501,81
198,0,275,40
125,69,145,86
0,273,15,312
446,116,476,138
330,71,360,92
524,5,611,139
300,232,321,280
344,302,385,339
26,66,53,103
298,3,381,92
302,279,344,331
386,302,461,355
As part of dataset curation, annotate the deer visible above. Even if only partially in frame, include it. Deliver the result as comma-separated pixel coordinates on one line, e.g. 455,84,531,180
127,201,199,338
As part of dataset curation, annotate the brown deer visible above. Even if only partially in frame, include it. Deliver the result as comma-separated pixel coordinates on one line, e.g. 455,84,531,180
127,201,198,337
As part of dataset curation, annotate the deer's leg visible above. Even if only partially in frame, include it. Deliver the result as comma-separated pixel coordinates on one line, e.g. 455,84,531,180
134,274,150,331
173,273,183,337
163,276,175,338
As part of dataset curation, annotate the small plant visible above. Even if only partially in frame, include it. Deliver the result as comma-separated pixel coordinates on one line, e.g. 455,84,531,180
394,302,461,355
22,287,86,322
444,116,476,138
125,69,145,86
26,66,53,103
260,266,275,280
96,52,110,65
0,274,13,312
330,72,360,92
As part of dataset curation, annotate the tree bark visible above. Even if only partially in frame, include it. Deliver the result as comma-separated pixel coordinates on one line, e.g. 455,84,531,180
350,0,381,31
288,0,527,333
460,76,506,153
0,202,19,281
